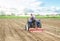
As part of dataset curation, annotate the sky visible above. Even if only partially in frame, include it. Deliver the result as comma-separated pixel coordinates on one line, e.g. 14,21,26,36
0,0,60,15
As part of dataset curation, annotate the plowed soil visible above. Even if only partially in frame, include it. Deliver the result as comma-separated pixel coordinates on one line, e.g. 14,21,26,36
0,18,60,41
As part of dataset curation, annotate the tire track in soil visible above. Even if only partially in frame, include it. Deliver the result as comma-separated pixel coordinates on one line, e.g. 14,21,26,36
11,19,44,41
12,19,60,37
3,19,15,41
1,19,21,41
0,20,3,41
11,19,55,41
34,32,58,41
42,24,60,37
41,19,60,36
0,19,6,41
5,19,24,41
14,25,43,41
8,18,60,41
44,31,60,41
17,19,60,41
13,19,46,41
9,19,37,41
4,19,17,41
0,19,60,41
7,19,28,41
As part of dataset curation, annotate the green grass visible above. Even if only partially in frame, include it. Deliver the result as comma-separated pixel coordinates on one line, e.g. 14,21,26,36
36,15,60,19
0,16,29,19
0,15,60,19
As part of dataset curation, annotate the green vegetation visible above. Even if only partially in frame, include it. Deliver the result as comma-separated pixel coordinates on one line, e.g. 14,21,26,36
0,15,33,19
0,15,60,19
36,16,60,18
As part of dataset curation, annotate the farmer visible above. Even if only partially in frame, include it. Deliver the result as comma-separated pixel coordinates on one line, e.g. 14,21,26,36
30,14,36,20
28,14,36,27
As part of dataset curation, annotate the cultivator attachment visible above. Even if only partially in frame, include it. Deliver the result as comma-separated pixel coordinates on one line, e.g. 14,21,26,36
29,27,44,32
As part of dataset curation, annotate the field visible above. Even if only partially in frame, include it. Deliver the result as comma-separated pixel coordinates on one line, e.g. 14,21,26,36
0,16,60,41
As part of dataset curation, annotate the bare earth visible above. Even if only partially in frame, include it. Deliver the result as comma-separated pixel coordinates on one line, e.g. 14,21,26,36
0,19,60,41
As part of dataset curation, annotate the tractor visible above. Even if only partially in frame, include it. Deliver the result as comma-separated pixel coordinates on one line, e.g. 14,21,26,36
25,18,43,32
